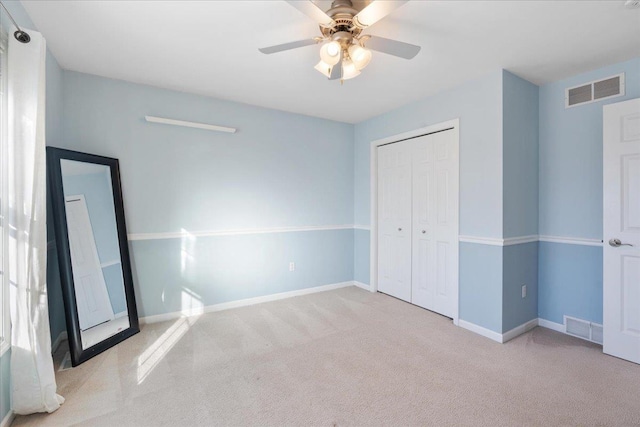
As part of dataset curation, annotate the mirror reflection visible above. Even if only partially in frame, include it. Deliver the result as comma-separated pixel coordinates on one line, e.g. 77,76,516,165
60,159,130,349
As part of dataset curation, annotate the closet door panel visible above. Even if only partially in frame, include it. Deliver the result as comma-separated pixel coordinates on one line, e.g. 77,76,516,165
412,130,457,317
432,131,458,317
377,142,412,302
411,137,435,308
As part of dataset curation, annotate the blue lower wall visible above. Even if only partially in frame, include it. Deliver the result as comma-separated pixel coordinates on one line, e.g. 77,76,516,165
459,243,503,332
502,242,538,332
130,229,354,318
538,242,603,325
354,229,370,285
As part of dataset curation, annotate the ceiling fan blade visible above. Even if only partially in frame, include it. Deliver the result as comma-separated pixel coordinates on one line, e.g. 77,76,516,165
353,0,408,29
362,35,420,59
258,38,319,54
286,1,336,28
329,51,343,80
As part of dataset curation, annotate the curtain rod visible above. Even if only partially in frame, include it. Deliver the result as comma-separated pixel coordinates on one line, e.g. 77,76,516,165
0,1,31,43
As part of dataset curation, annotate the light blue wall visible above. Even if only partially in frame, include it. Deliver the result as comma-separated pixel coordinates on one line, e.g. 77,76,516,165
539,242,602,324
353,71,505,332
459,244,503,332
500,71,539,332
1,1,66,421
503,70,539,238
132,229,353,317
60,71,355,319
353,229,369,285
62,72,354,233
354,71,504,237
538,58,640,325
539,58,640,240
503,243,538,332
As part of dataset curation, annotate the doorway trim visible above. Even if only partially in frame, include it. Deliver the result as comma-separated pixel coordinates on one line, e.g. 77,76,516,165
369,118,460,325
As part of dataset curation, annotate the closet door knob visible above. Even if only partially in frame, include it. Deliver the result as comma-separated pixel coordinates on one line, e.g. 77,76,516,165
421,230,426,234
398,227,402,231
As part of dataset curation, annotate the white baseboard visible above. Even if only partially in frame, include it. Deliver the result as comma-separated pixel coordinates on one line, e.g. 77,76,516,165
0,410,14,427
51,331,68,354
353,281,371,291
458,319,503,343
537,318,564,333
502,318,539,343
114,311,128,319
459,318,539,344
140,281,356,324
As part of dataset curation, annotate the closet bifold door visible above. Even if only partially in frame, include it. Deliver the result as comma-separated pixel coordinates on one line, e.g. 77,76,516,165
377,141,412,302
411,131,457,318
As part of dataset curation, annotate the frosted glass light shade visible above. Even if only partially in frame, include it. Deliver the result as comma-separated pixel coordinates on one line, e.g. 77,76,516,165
320,41,341,66
314,60,332,78
348,44,372,70
341,59,361,80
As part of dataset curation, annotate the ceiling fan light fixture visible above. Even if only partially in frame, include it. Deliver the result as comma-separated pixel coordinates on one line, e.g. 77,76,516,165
260,1,418,83
348,44,372,70
320,41,341,65
314,60,333,78
341,59,360,80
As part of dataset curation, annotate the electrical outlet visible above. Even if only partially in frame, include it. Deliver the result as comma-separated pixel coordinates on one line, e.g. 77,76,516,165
289,262,295,272
521,284,527,298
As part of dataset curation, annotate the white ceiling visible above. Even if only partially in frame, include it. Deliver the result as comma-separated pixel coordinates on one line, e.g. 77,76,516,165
21,0,640,123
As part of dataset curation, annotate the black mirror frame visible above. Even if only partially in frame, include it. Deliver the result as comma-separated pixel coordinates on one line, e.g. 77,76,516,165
46,147,139,366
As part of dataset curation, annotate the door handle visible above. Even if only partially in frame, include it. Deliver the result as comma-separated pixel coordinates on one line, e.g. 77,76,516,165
398,227,402,231
421,230,426,234
609,238,633,247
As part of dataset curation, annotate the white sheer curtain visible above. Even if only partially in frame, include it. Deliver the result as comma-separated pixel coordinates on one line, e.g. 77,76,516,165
5,30,63,415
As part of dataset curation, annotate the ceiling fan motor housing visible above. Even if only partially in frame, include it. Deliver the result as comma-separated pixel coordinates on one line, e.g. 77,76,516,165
320,0,363,42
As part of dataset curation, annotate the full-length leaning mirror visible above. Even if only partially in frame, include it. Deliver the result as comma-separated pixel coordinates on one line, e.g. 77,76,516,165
47,147,139,366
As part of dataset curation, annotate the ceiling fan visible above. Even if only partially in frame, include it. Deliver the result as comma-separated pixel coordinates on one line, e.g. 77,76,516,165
259,0,420,82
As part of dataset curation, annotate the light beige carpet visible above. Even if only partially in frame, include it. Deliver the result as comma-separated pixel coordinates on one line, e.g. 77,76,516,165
12,287,640,426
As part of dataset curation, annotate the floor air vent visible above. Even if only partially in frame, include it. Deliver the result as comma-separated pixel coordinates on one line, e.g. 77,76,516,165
565,73,625,108
564,316,603,344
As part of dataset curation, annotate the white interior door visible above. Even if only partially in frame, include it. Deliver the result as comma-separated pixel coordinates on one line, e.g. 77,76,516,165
377,142,412,302
603,98,640,364
65,194,115,331
411,130,459,317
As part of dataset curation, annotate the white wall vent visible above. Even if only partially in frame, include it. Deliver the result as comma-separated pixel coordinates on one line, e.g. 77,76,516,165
565,73,625,108
564,316,603,344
